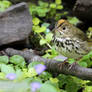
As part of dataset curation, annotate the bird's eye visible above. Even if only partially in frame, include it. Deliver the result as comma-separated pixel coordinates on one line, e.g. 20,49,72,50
62,27,66,30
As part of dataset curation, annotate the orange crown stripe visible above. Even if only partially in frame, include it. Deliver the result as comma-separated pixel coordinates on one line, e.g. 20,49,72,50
58,19,65,25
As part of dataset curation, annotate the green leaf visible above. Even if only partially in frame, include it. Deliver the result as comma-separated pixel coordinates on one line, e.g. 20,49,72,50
32,17,40,25
40,26,46,33
78,62,87,67
0,1,11,12
36,7,49,17
66,81,81,92
55,13,62,21
27,68,37,77
79,51,92,67
16,69,23,80
32,25,40,32
0,64,15,74
0,72,5,80
68,58,75,64
56,5,63,10
58,74,82,92
39,72,52,81
43,47,59,59
42,23,50,28
37,10,47,17
50,78,59,83
88,27,92,32
10,55,25,65
83,86,92,92
38,1,48,8
0,56,9,64
67,17,80,25
28,61,41,69
50,3,56,8
2,1,11,8
34,26,46,33
10,55,26,67
51,47,58,56
55,0,62,5
40,83,60,92
42,53,51,58
45,32,53,43
29,4,37,14
40,39,47,45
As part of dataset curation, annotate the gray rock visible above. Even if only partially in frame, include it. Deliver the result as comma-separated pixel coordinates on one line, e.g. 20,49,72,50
73,0,92,22
0,2,32,46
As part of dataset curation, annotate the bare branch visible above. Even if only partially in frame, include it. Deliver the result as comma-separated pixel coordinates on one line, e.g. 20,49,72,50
4,48,92,81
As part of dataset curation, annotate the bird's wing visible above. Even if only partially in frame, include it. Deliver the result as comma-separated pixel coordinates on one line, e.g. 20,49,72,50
71,26,87,41
79,41,91,54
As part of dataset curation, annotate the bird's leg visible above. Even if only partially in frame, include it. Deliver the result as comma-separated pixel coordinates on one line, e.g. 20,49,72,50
58,57,81,70
68,62,78,70
68,57,81,70
58,59,68,70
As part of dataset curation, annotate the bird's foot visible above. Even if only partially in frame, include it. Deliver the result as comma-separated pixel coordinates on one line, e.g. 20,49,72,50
58,60,68,70
69,62,78,70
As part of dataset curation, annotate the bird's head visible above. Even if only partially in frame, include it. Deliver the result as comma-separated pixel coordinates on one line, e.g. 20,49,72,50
53,19,72,38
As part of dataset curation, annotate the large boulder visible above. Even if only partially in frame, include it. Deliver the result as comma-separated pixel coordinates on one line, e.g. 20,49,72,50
0,2,32,46
73,0,92,23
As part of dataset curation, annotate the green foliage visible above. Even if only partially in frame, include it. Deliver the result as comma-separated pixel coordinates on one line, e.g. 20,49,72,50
0,64,15,74
29,1,49,17
78,61,87,67
32,17,40,25
43,47,58,59
39,72,52,81
40,32,53,45
68,51,92,68
67,17,80,25
0,0,11,12
79,51,92,67
40,83,60,92
68,58,75,64
33,26,46,33
27,68,37,77
0,0,92,92
29,0,65,20
10,55,26,68
83,86,92,92
55,0,62,5
0,56,9,64
30,0,68,60
28,61,41,69
57,74,90,92
0,53,91,92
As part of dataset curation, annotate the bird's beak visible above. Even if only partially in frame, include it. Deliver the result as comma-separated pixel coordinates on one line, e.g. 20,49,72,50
52,27,57,33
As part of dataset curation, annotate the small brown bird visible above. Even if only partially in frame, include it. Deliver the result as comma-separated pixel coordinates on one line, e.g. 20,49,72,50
53,19,92,59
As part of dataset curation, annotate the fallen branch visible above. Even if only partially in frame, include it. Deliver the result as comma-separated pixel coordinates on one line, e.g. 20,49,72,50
3,48,92,81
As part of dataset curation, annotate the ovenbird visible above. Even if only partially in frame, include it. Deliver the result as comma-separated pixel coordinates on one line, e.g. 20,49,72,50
53,19,92,59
